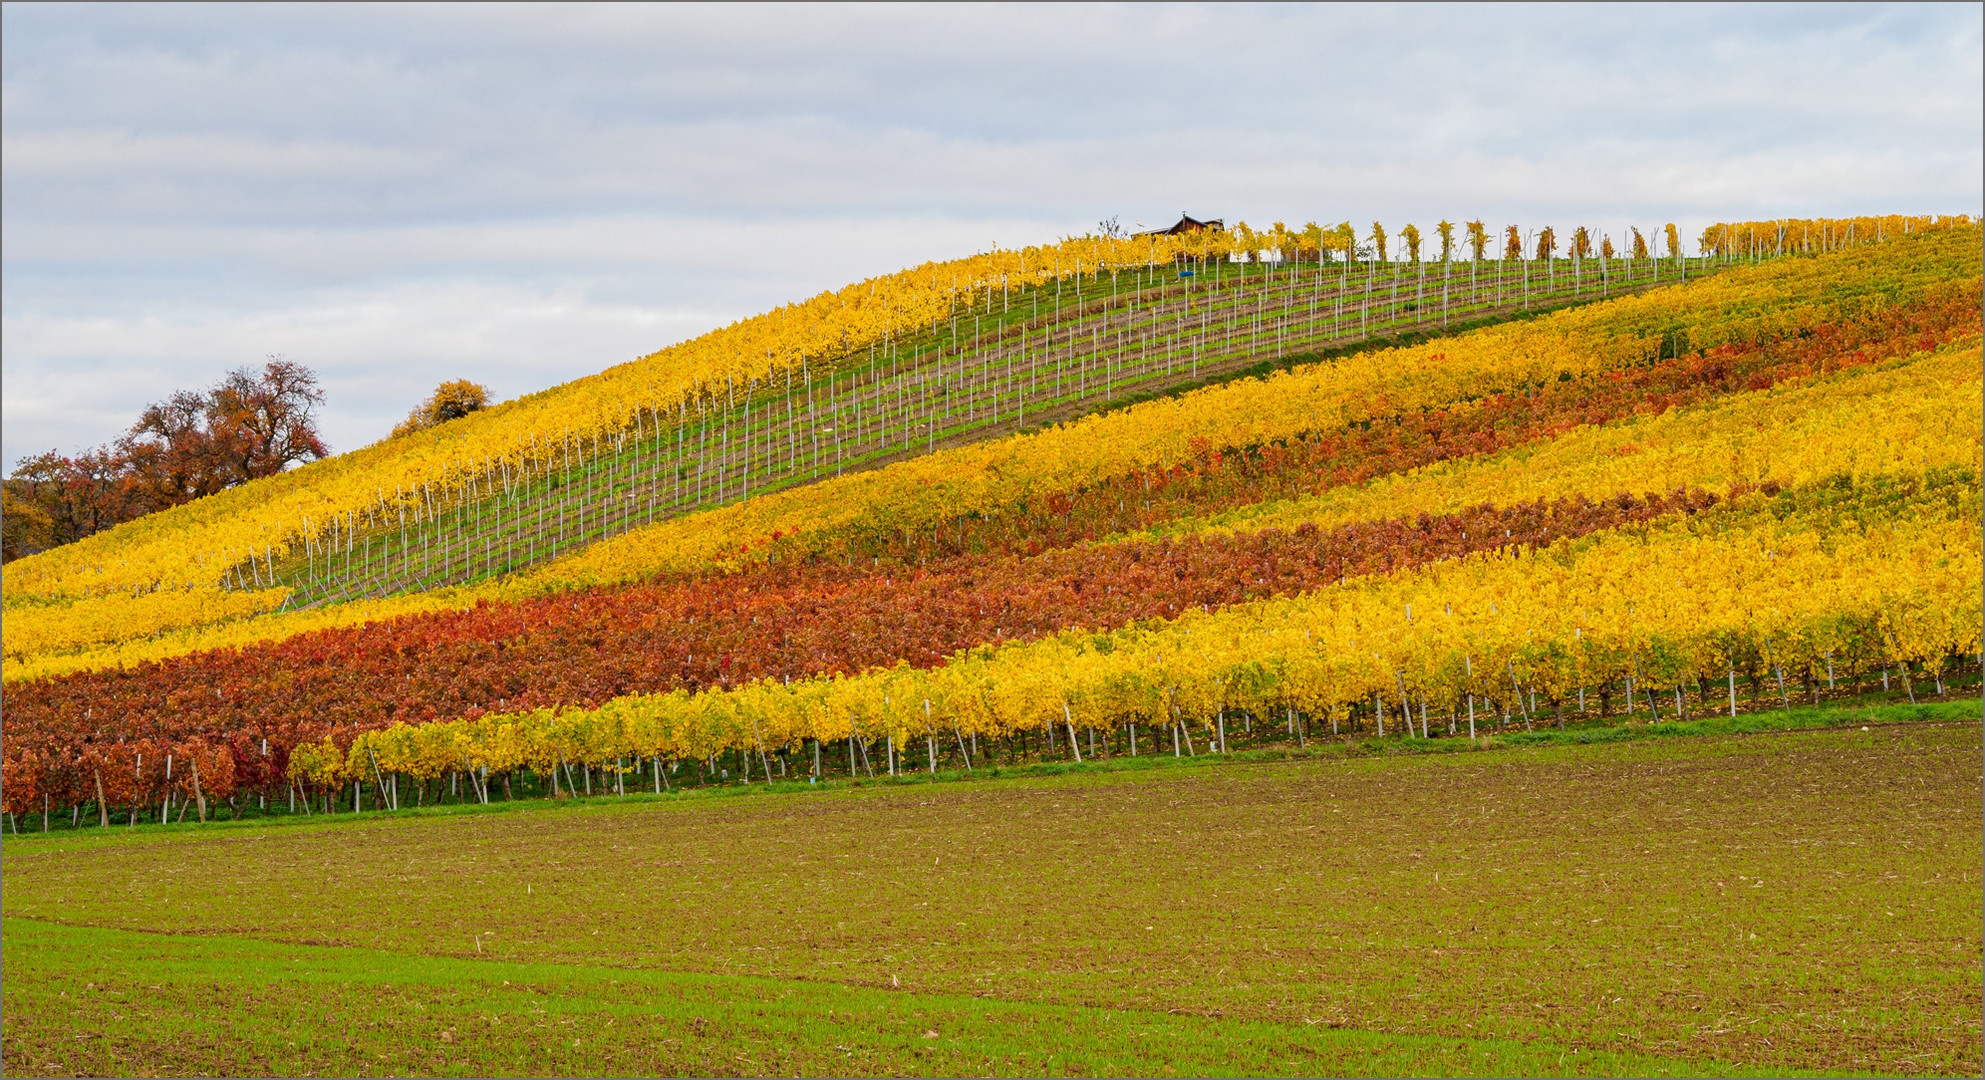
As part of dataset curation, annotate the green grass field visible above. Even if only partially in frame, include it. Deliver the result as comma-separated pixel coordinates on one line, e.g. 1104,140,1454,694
5,705,1978,1077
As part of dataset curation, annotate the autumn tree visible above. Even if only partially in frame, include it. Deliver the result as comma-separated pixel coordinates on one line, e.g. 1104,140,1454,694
120,389,227,506
4,358,329,559
0,483,58,562
391,379,492,439
3,447,148,558
1230,221,1263,264
202,359,329,484
1465,221,1488,261
1267,222,1295,265
1333,222,1357,261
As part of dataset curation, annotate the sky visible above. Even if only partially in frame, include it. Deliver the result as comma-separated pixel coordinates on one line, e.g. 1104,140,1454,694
4,2,1980,468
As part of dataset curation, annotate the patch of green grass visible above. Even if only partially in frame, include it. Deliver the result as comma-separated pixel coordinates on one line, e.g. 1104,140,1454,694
5,720,1978,1076
1,918,1822,1078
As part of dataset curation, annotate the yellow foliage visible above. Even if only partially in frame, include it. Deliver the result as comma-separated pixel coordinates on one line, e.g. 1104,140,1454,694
1190,337,1981,541
354,481,1980,770
2,231,1194,621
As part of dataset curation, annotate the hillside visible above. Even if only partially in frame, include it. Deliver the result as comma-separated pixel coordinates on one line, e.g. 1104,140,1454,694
6,216,1934,673
0,215,1978,820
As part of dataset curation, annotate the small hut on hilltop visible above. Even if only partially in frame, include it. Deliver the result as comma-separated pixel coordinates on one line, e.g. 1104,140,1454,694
1136,213,1224,237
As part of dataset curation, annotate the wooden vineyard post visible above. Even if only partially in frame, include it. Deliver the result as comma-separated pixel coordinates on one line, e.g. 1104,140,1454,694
366,746,389,809
1762,638,1793,713
1463,655,1477,739
948,719,972,771
851,717,874,778
1633,654,1659,721
1394,672,1412,738
1883,629,1917,704
750,717,773,783
1507,661,1533,732
189,756,207,823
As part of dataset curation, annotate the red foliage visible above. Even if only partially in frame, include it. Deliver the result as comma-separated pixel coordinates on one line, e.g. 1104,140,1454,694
6,488,1717,806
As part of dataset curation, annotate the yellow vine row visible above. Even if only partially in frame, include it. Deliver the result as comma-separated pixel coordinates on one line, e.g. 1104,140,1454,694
310,475,1979,786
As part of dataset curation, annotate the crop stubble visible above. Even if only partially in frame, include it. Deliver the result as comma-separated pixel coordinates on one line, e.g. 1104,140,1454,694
3,722,1977,1075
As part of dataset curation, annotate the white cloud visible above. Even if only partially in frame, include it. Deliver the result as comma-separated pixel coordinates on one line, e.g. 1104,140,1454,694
4,279,710,457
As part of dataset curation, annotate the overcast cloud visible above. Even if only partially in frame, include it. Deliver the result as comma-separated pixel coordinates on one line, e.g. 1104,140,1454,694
4,2,1980,466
